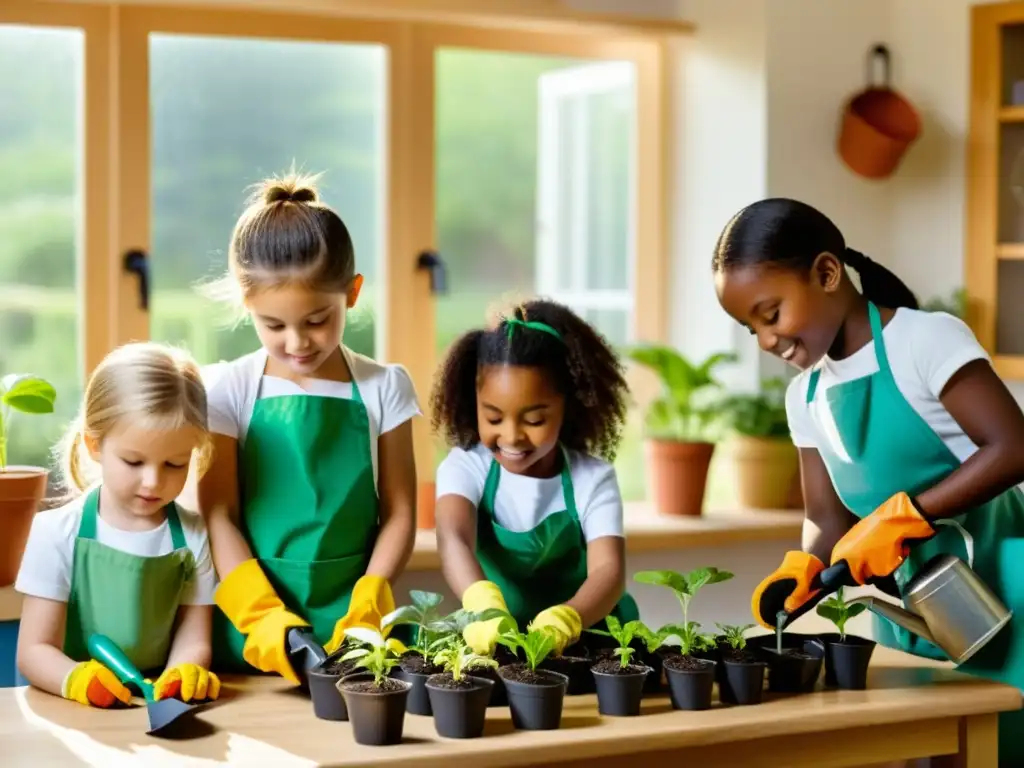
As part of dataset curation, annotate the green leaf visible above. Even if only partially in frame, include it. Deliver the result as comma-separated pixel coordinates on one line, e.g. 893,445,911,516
381,605,422,627
634,569,688,594
0,375,56,414
847,603,867,619
815,602,843,625
410,590,443,611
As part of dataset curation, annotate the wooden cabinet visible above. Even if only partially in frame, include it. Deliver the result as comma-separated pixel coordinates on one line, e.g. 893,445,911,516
967,2,1024,379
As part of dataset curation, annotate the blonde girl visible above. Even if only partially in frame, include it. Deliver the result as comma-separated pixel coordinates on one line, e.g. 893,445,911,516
15,342,220,707
198,172,418,683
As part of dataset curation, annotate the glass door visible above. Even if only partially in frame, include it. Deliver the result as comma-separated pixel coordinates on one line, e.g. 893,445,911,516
410,25,665,501
114,8,413,368
0,3,111,483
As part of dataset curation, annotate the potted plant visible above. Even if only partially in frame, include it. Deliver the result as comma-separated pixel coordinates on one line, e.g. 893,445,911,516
722,377,800,510
337,627,412,746
633,568,734,634
816,587,875,690
628,621,676,693
424,641,497,739
624,346,735,516
539,639,593,696
0,374,56,586
495,627,569,731
308,640,361,721
585,616,651,717
716,623,765,705
655,620,718,711
748,619,825,694
382,590,448,715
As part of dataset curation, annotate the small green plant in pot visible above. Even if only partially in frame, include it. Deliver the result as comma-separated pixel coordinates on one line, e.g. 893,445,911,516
715,623,766,706
337,627,412,746
656,620,718,711
424,642,498,739
496,627,568,731
817,587,875,690
380,590,449,716
721,377,799,510
0,374,56,587
586,616,651,717
624,346,735,516
634,567,734,638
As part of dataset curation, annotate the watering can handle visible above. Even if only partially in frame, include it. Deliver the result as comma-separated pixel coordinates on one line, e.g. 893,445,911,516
933,518,975,567
866,44,891,88
815,561,857,593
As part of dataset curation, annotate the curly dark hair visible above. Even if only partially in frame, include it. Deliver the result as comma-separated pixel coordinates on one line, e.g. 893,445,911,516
430,298,631,462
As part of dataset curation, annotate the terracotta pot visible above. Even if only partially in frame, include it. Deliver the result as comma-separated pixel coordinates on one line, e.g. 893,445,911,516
417,481,436,530
729,436,799,510
0,467,47,587
837,45,921,180
645,440,715,517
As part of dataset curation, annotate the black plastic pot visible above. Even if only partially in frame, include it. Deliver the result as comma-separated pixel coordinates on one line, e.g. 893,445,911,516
338,674,412,746
819,633,876,690
498,666,569,731
591,663,651,717
639,648,664,693
720,654,766,706
307,652,358,722
663,655,716,710
540,653,594,695
391,658,443,716
760,638,825,693
425,673,495,739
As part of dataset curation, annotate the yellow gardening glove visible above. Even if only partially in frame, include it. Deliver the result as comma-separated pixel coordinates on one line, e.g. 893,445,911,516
62,660,133,708
153,663,221,703
529,605,582,656
214,558,310,684
324,575,396,654
461,580,509,655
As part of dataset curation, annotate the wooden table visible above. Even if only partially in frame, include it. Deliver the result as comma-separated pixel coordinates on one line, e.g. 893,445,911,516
0,647,1018,767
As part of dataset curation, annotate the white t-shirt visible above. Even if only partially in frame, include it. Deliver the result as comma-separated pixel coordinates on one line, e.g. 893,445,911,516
435,443,624,541
201,347,421,488
15,494,217,606
786,309,989,463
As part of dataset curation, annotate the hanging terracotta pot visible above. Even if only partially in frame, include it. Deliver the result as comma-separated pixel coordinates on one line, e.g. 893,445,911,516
837,44,921,180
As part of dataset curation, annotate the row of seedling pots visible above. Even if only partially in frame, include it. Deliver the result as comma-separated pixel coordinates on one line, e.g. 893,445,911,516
307,574,877,746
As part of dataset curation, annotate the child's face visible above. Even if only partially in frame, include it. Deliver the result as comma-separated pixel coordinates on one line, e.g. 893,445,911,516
715,257,845,370
476,365,565,477
247,280,360,376
87,422,201,520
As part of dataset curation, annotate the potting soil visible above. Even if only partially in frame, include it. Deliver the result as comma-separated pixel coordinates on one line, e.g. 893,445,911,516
591,659,648,676
663,654,712,672
500,664,555,685
324,658,358,676
400,654,443,675
722,648,759,664
342,678,407,694
427,674,478,690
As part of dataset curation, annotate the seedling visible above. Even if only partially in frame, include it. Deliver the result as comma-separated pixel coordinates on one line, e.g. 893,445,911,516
629,620,675,655
586,615,639,668
423,607,514,653
659,621,717,657
340,627,405,687
496,627,556,672
382,590,446,658
717,623,755,651
816,587,866,642
432,643,499,683
0,374,56,470
634,567,734,627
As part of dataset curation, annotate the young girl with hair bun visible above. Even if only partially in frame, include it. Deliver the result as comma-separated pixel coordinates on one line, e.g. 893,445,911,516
15,342,220,707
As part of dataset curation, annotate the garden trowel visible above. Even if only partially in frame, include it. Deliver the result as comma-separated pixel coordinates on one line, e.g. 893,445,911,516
88,633,205,736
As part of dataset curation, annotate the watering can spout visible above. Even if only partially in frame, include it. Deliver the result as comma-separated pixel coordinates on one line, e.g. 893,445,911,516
846,596,937,645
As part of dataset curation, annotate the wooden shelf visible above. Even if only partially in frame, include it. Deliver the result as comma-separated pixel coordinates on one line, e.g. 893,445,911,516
999,105,1024,122
996,243,1024,259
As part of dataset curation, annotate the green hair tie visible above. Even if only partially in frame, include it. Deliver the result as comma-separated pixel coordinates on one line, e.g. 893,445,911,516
505,317,563,344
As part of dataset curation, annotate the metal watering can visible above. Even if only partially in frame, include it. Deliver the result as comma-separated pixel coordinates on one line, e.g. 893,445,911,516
816,520,1012,665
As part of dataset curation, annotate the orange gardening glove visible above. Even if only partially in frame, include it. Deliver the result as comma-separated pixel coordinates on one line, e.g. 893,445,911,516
750,551,825,629
830,491,935,585
62,660,133,708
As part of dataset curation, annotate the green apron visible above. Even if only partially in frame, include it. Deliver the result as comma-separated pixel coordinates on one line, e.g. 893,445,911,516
807,302,1024,762
64,487,194,676
476,448,639,638
213,348,382,671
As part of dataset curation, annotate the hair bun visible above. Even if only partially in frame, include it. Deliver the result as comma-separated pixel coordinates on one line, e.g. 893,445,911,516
260,176,319,205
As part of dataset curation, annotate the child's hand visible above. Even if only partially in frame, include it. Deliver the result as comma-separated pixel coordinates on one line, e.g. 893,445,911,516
153,663,221,702
62,660,133,708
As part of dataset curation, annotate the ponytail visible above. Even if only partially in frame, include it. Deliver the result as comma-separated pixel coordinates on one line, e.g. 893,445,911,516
841,248,918,310
54,417,96,496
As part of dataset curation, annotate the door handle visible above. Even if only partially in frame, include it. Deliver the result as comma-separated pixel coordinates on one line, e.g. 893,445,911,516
123,249,150,311
416,250,447,295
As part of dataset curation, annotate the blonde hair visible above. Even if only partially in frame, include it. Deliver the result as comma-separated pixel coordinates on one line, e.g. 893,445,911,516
202,169,357,320
56,342,212,494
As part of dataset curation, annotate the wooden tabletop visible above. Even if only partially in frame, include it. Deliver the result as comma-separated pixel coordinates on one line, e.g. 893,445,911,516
2,647,1019,767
